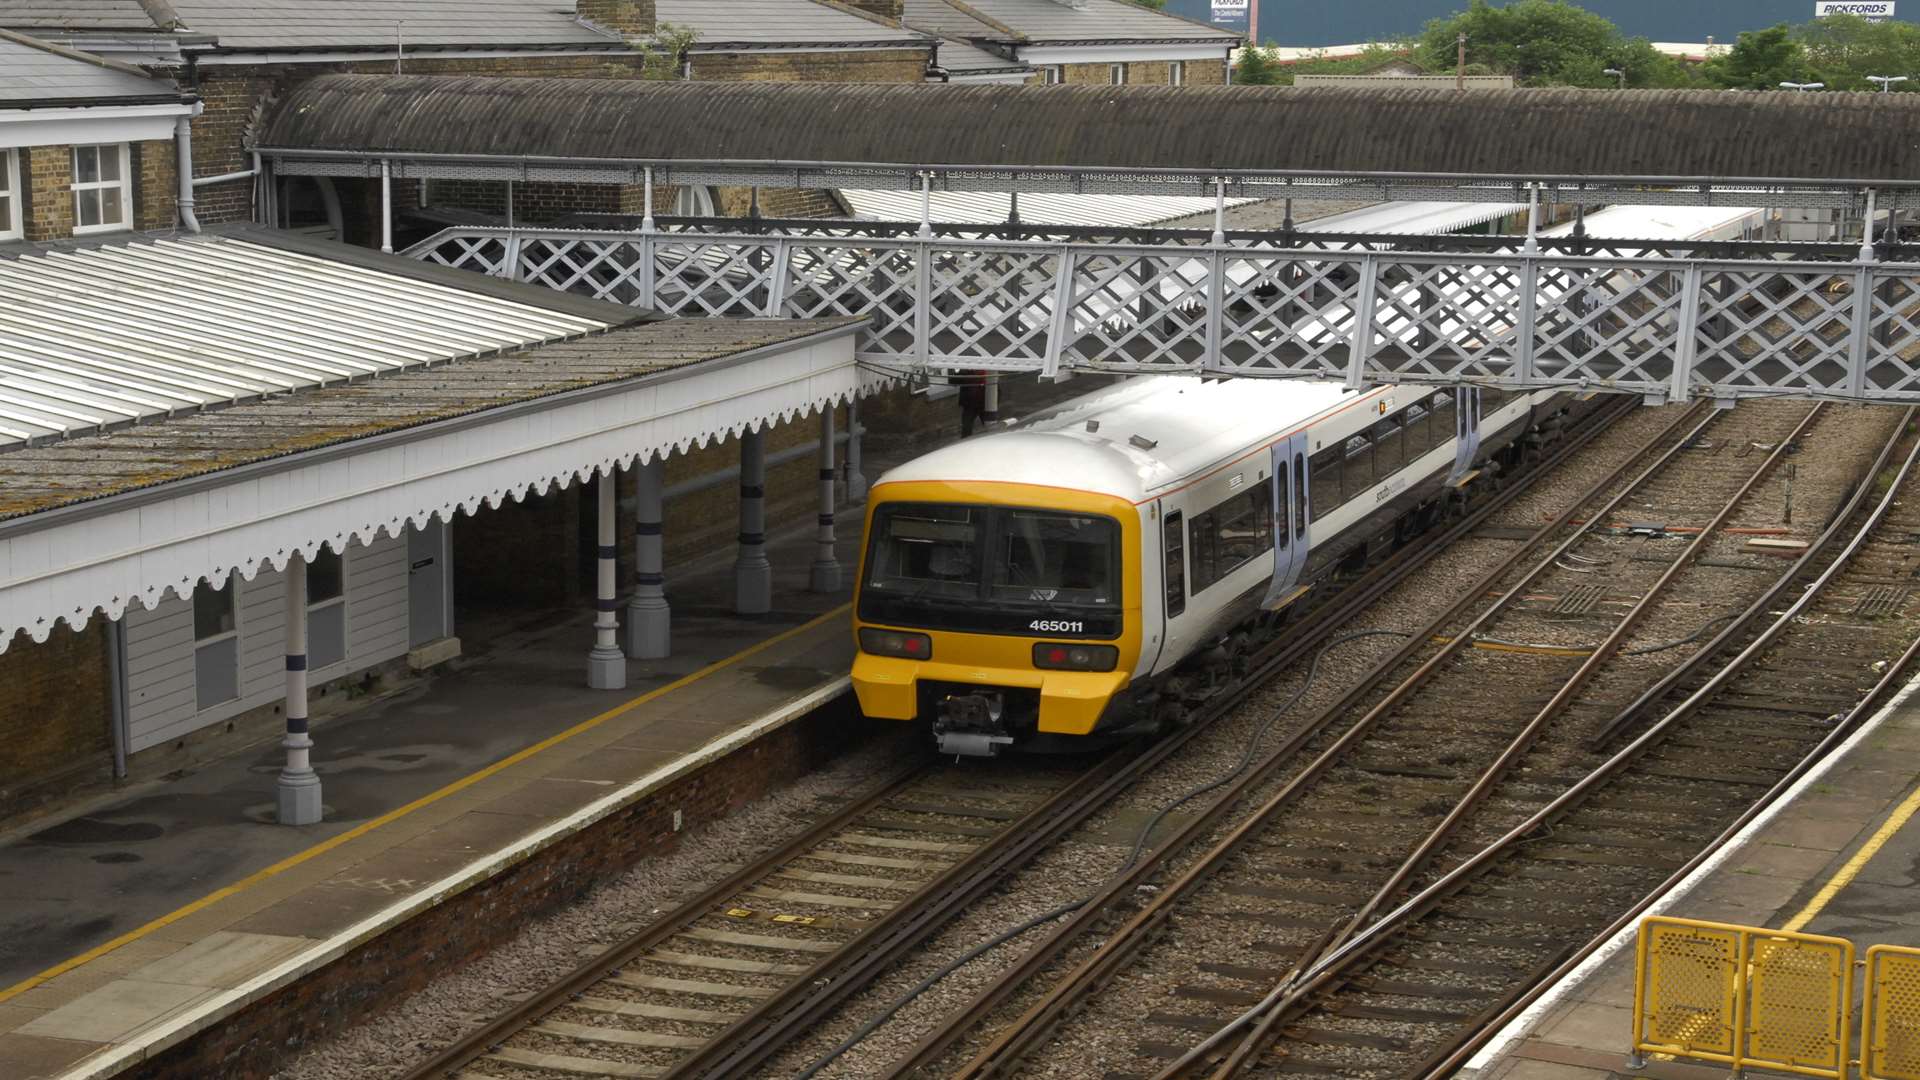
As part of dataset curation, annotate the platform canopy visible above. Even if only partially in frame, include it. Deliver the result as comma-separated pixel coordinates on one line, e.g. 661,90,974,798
257,76,1920,209
0,228,872,650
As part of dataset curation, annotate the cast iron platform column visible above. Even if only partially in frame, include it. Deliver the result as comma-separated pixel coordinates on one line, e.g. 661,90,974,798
588,471,627,689
811,409,840,593
735,426,773,615
276,554,322,825
627,457,671,659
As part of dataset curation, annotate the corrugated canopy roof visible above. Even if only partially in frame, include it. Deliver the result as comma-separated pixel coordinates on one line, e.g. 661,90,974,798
259,78,1920,186
0,29,184,106
658,0,929,49
0,314,862,523
0,230,634,449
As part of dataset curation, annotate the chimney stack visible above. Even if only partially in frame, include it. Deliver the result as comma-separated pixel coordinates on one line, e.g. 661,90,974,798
578,0,655,36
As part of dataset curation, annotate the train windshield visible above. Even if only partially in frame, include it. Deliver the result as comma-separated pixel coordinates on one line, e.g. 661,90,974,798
861,503,1122,638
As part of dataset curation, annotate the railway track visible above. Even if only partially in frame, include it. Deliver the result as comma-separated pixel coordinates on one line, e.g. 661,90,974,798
399,398,1639,1080
1138,405,1920,1080
904,400,1901,1080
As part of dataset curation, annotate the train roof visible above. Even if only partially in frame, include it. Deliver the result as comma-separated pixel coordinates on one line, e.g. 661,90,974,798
875,376,1358,504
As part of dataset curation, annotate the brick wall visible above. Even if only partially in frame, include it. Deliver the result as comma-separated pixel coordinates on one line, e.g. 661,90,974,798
577,0,654,35
1058,58,1228,86
0,620,114,821
21,144,74,241
190,53,649,227
128,693,869,1080
134,138,178,230
692,48,928,83
17,139,185,240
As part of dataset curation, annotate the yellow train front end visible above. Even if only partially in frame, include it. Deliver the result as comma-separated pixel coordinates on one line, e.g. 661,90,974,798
850,480,1143,756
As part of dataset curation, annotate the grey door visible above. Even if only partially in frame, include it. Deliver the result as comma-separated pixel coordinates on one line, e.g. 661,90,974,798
408,519,449,646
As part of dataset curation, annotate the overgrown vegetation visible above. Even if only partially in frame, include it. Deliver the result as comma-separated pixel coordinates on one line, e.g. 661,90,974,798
1230,2,1920,93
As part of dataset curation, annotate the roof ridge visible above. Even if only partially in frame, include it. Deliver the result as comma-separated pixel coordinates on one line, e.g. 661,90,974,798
808,0,904,30
137,0,185,31
929,0,1022,41
0,26,175,81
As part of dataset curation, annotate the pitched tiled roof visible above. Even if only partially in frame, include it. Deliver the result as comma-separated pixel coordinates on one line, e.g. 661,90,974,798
0,0,165,32
659,0,929,49
0,28,183,106
903,0,1238,45
171,0,620,50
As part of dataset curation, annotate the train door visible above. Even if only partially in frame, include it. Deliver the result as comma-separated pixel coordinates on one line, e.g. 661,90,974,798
1261,432,1312,610
1447,387,1481,486
1152,503,1186,674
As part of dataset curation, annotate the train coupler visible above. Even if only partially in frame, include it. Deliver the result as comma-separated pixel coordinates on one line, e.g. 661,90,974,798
934,691,1015,757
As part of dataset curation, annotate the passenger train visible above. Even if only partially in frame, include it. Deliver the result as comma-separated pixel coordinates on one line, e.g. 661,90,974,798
851,377,1593,755
849,200,1760,755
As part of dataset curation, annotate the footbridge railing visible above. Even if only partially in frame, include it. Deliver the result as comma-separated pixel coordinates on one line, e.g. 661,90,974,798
405,225,1920,405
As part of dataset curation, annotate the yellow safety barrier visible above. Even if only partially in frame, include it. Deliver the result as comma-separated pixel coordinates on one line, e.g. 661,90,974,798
1632,916,1855,1079
1866,945,1920,1080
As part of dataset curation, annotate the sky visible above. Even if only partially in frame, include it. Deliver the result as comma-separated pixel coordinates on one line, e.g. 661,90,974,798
1165,0,1915,47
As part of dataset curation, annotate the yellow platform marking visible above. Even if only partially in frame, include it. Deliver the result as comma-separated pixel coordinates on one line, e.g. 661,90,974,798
0,604,850,1005
1781,776,1920,934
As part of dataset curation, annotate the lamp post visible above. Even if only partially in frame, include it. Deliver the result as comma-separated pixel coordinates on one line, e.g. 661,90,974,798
1868,75,1909,92
1603,67,1626,89
1779,81,1825,91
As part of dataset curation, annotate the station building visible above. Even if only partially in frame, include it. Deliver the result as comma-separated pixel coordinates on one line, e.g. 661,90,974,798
0,0,1240,822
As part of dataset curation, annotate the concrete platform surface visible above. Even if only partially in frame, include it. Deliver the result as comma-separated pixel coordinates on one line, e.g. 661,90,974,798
1471,676,1920,1080
0,512,864,1080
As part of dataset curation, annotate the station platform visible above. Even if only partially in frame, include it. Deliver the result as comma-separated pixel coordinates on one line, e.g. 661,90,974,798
0,509,867,1079
1471,676,1920,1080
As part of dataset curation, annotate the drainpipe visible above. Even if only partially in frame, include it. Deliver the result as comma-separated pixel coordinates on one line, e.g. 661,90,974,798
106,618,129,781
174,114,201,233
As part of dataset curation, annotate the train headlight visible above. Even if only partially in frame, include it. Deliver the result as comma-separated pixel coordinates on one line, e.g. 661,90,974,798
860,628,933,660
1032,642,1119,672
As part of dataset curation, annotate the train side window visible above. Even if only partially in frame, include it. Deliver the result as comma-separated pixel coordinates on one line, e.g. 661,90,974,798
1190,485,1274,594
1372,416,1405,476
1341,433,1372,498
1293,455,1307,540
1402,403,1428,452
1163,510,1185,618
1309,446,1342,522
1481,386,1513,417
1274,469,1289,550
1428,392,1455,451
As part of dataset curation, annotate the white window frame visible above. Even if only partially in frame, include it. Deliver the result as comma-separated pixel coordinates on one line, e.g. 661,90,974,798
306,545,349,671
1110,63,1127,85
1170,60,1185,86
192,576,241,712
0,149,19,242
70,142,132,236
1044,65,1065,84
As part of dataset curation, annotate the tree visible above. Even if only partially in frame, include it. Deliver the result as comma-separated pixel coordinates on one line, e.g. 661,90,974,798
639,22,698,80
1796,13,1920,91
1411,0,1697,88
1703,24,1809,89
1234,45,1283,85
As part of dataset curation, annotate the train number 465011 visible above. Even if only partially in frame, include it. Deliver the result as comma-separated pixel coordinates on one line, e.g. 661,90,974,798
1028,619,1085,633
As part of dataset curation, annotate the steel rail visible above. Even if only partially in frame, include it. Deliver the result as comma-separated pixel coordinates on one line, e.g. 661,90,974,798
1184,402,1827,1079
1179,409,1920,1080
962,397,1732,1080
398,402,1630,1080
1414,440,1920,1079
950,400,1719,1080
396,753,936,1080
878,396,1677,1080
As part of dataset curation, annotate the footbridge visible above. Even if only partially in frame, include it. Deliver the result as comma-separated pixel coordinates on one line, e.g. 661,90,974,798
260,77,1920,404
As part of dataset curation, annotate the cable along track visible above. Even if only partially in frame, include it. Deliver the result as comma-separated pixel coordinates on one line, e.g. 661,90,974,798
398,399,1638,1080
1149,404,1920,1080
922,400,1892,1080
